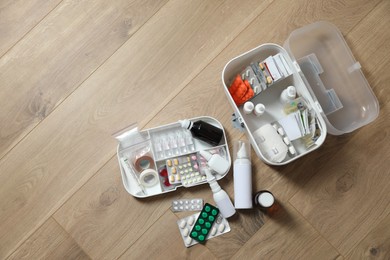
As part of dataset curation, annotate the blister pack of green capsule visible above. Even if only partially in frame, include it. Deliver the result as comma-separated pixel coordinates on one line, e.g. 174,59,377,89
189,203,219,243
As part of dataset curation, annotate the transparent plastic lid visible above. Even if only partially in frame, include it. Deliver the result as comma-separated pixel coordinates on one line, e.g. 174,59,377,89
284,21,379,135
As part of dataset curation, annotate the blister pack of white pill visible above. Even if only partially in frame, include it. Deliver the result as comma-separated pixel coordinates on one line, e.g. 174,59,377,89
177,212,231,248
271,123,296,156
171,199,203,212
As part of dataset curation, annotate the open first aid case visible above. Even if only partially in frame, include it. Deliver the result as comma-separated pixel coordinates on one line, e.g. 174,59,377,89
114,117,231,198
222,21,379,165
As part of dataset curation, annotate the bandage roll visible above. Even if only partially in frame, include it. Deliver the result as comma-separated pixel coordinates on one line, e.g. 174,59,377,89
139,169,159,187
134,154,155,172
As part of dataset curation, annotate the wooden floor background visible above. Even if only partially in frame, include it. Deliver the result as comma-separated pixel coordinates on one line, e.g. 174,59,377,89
1,0,389,259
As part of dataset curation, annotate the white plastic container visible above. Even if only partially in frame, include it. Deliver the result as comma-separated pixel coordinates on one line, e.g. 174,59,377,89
222,21,379,165
114,116,231,198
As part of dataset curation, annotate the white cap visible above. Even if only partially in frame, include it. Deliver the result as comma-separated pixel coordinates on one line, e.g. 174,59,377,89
179,119,192,129
243,102,254,114
286,86,296,99
257,192,274,207
254,103,265,116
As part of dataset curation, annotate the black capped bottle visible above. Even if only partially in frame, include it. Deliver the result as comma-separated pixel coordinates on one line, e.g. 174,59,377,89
179,119,223,146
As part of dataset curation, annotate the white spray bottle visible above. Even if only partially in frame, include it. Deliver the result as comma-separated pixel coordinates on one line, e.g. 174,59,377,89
233,140,253,209
204,168,236,218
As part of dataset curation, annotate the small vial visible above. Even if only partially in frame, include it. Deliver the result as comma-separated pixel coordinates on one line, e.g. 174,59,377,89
243,101,254,114
254,103,265,116
280,86,296,104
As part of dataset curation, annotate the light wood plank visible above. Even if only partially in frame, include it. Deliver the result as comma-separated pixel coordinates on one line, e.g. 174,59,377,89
1,0,389,258
53,158,174,259
7,217,90,260
0,0,168,160
231,204,340,259
119,211,217,260
289,0,390,256
346,213,390,260
0,0,273,258
0,0,62,56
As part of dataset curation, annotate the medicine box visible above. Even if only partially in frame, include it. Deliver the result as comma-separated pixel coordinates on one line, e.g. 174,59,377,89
114,116,231,198
222,21,379,165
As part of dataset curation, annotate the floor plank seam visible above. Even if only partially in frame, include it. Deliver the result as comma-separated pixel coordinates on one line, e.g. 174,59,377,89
343,0,384,38
137,0,276,130
0,0,170,163
4,152,117,259
114,207,172,260
0,0,65,61
287,201,344,258
51,217,93,260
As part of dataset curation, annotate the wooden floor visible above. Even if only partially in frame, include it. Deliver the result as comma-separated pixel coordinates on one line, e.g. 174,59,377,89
1,0,389,259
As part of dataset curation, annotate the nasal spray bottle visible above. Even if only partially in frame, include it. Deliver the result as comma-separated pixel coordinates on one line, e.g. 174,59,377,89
204,168,236,218
233,140,253,209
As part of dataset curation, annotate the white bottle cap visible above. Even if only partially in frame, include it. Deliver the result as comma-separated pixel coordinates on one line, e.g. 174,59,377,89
243,101,254,114
257,192,274,207
254,103,265,116
178,119,192,129
286,86,296,99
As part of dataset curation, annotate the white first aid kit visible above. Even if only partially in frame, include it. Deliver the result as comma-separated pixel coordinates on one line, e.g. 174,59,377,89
222,21,379,165
114,117,231,198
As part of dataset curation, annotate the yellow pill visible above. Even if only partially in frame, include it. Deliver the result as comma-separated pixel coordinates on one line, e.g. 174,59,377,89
172,167,177,174
266,76,273,84
167,160,172,167
174,159,179,165
169,175,175,183
259,62,265,70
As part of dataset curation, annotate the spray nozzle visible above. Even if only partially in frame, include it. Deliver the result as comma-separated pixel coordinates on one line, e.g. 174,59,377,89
237,142,249,159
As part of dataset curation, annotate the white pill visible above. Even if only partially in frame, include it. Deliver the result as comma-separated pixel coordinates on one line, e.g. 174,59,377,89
188,216,195,226
289,146,296,155
185,205,189,210
210,227,217,236
283,137,290,145
179,220,186,229
246,70,250,77
277,127,285,136
173,201,178,205
185,237,192,245
218,224,225,233
179,206,184,210
185,200,189,204
250,78,254,85
173,206,178,210
183,227,189,237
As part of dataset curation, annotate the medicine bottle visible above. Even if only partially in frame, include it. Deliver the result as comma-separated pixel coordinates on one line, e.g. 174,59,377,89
254,190,274,208
179,119,223,146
